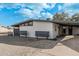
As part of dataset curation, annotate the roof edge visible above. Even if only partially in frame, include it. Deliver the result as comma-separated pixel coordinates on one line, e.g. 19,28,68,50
11,19,52,27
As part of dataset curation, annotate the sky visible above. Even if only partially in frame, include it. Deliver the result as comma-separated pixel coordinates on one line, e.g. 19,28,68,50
0,3,79,26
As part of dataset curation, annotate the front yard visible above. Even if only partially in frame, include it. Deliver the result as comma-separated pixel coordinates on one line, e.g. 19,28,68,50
0,35,79,56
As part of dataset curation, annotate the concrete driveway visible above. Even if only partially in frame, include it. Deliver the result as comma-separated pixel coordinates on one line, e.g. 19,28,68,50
0,35,79,56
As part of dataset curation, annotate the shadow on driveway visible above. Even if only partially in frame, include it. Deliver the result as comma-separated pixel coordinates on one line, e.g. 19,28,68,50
61,36,79,53
0,35,62,49
1,35,79,53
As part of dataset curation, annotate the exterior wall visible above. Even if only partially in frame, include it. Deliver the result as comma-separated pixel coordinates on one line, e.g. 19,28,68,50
73,27,79,35
19,22,59,39
52,23,59,38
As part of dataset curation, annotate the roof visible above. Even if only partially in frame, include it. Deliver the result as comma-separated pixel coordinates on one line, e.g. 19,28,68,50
12,19,52,27
12,19,79,27
52,20,79,26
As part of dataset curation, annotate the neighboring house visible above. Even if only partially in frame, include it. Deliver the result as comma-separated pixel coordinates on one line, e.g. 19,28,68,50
12,19,79,39
0,25,13,33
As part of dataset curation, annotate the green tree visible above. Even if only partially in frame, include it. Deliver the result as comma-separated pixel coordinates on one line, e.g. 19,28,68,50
53,12,69,21
71,13,79,22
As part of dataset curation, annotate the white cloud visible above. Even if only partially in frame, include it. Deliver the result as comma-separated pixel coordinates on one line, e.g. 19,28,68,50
62,3,79,15
0,3,55,19
41,12,53,18
0,5,4,8
65,9,79,16
63,3,73,7
50,3,56,9
18,8,33,18
42,3,56,9
42,3,50,8
46,12,53,18
0,5,5,11
16,3,55,19
20,8,32,16
58,5,62,11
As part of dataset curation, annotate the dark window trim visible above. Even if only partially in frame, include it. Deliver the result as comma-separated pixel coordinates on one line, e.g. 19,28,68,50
28,21,33,26
19,21,33,26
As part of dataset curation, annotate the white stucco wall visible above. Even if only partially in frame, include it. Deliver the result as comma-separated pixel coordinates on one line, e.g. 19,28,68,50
20,21,59,39
73,27,79,35
52,23,59,38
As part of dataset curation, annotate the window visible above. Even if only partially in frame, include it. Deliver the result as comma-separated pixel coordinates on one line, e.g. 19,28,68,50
20,22,33,26
20,24,25,26
28,22,33,26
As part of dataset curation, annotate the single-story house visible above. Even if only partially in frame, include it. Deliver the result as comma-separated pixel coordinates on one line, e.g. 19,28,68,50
12,19,79,39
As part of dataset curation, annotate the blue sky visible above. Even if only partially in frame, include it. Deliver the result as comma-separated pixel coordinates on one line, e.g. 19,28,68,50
0,3,79,26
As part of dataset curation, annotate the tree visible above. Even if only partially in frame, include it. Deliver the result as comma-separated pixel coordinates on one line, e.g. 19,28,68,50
71,13,79,22
53,12,69,21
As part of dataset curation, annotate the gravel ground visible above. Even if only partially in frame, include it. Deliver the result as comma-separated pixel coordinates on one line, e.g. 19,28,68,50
0,35,78,56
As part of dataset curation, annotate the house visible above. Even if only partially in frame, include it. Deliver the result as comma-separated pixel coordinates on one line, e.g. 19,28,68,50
12,19,79,39
0,25,13,34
